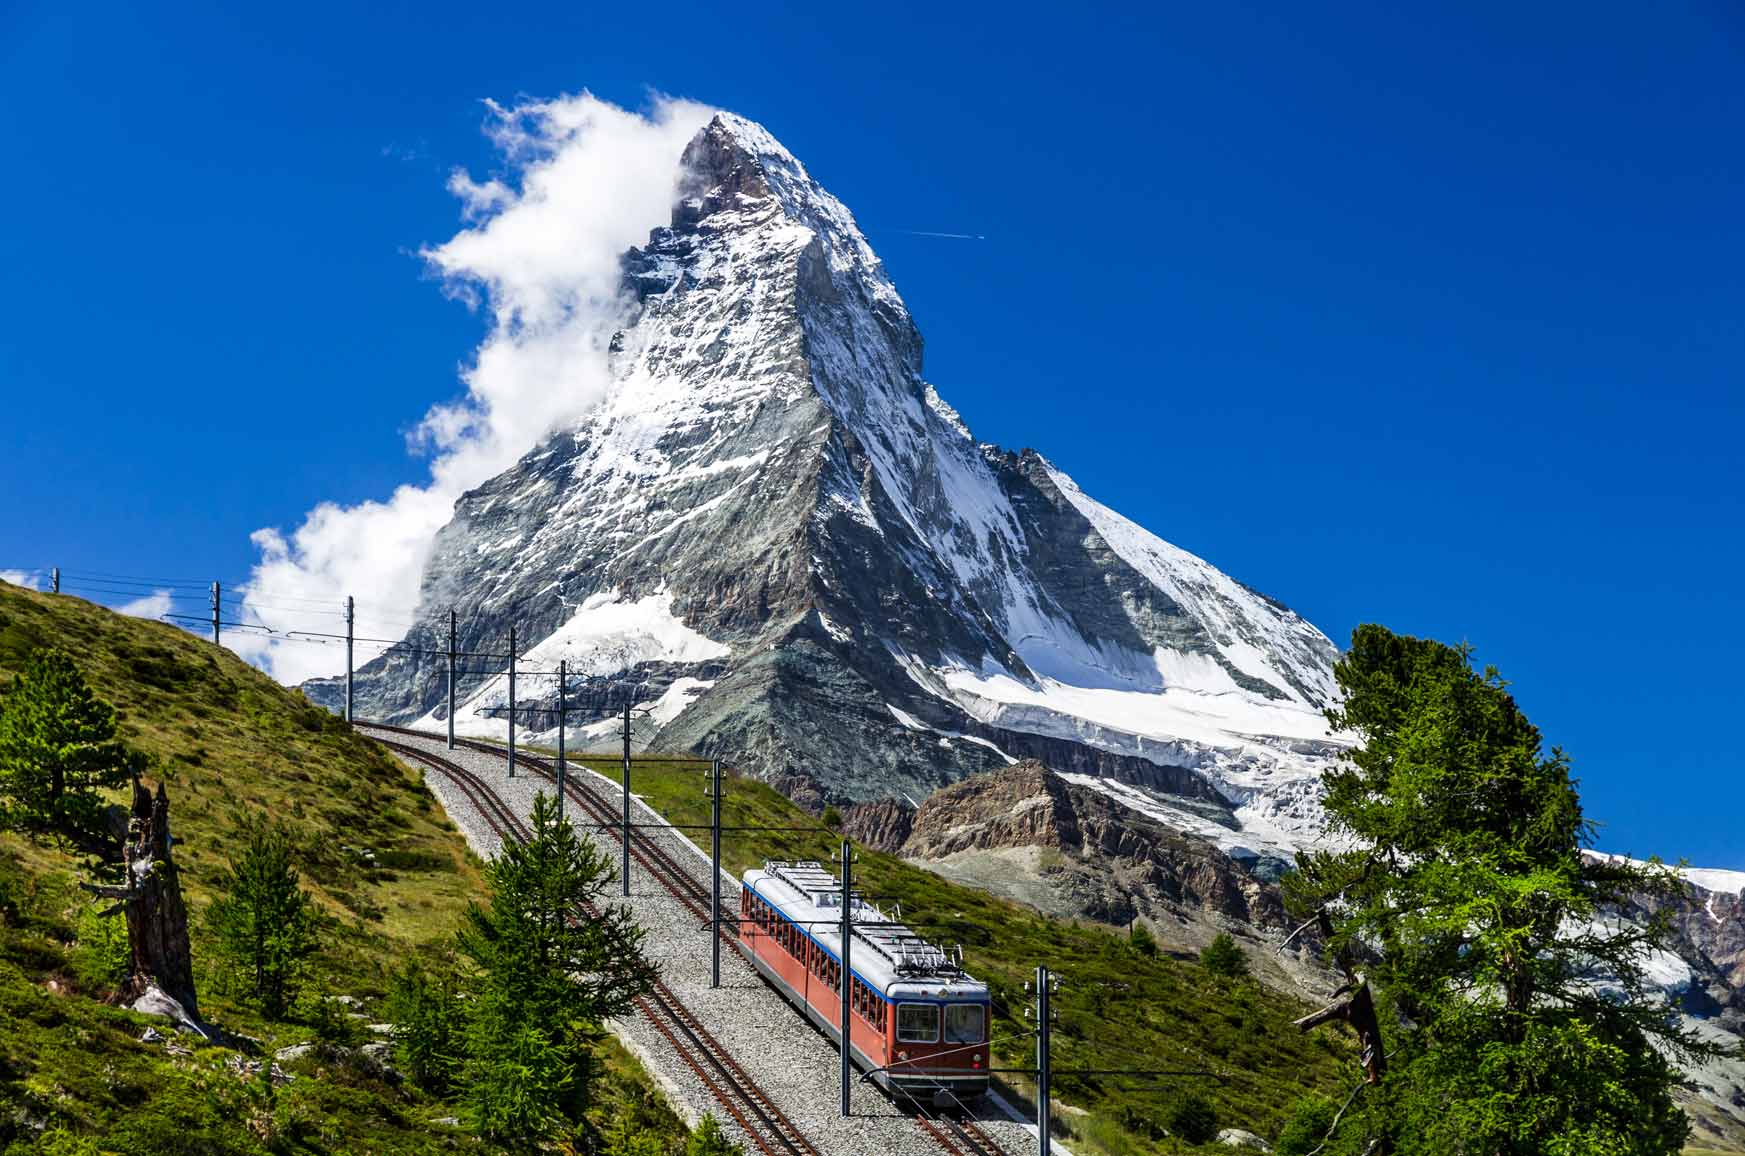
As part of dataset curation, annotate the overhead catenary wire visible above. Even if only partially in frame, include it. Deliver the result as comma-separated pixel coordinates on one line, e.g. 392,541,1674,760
20,567,424,619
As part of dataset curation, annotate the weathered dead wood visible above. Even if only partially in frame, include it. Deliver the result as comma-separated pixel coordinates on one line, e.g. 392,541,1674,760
1298,978,1387,1083
1293,906,1392,1153
81,779,198,1019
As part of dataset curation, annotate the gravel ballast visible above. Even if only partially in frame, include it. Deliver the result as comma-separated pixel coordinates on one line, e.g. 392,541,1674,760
377,727,1044,1156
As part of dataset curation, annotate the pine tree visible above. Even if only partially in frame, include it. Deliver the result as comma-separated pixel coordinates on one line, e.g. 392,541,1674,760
1199,932,1247,978
458,791,655,1144
385,957,462,1093
205,818,319,1018
1286,624,1719,1155
0,648,139,854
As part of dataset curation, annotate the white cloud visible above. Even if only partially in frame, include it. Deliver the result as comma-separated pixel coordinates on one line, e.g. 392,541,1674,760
115,589,174,619
239,91,716,685
0,570,42,591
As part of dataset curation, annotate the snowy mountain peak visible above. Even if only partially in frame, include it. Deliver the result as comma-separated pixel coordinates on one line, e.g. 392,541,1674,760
350,110,1348,861
668,115,909,337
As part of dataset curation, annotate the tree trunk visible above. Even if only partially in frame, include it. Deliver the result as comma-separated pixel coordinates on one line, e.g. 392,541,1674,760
110,780,198,1018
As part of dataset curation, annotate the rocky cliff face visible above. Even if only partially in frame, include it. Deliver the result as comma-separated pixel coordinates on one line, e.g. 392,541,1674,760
340,112,1346,861
853,761,1330,995
1632,879,1745,1148
904,761,1290,929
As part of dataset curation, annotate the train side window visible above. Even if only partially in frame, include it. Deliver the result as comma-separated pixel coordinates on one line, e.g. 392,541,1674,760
945,1003,985,1044
896,1003,940,1043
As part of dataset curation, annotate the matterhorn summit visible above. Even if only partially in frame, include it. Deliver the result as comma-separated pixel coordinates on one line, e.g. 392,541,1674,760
344,113,1347,862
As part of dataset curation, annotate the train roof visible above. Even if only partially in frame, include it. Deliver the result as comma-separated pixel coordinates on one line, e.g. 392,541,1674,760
744,860,985,996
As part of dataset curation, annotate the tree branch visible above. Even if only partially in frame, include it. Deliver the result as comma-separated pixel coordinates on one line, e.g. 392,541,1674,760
1305,1074,1370,1156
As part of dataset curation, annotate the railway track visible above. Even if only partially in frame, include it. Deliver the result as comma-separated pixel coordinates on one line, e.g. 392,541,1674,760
370,737,821,1156
364,723,713,911
368,723,1014,1156
924,1110,1008,1156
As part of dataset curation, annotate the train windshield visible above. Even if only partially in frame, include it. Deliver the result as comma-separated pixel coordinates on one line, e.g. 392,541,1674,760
896,1003,940,1043
944,1003,984,1044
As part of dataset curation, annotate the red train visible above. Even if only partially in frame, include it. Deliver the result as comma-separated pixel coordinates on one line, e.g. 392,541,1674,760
738,860,991,1106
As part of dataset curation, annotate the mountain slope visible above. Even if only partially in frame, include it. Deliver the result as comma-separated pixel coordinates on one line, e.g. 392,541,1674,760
343,112,1345,863
0,579,684,1153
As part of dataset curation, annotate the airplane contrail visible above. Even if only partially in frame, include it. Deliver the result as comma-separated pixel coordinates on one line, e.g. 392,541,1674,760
885,229,988,240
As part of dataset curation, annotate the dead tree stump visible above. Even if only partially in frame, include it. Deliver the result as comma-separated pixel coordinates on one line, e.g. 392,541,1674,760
85,779,198,1020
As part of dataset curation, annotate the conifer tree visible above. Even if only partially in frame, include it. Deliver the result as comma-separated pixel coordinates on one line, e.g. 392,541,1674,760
1286,624,1719,1155
206,818,319,1018
1199,931,1247,978
385,957,463,1093
458,790,654,1145
0,648,139,854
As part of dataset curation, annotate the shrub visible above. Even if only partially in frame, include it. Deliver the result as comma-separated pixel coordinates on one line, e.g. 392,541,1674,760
69,902,129,992
1165,1091,1219,1143
1129,921,1158,957
294,988,365,1047
604,1113,668,1156
1200,932,1249,978
686,1113,744,1155
1276,1094,1337,1155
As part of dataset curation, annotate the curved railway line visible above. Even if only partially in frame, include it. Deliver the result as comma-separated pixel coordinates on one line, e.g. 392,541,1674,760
371,737,822,1156
365,723,1018,1156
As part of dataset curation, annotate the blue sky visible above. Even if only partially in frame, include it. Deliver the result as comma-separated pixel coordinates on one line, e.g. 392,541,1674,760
1,0,1739,867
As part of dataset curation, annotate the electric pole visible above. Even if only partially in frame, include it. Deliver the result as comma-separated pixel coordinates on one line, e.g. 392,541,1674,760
709,758,723,988
506,625,516,778
620,699,632,897
210,582,220,647
446,609,456,750
840,839,854,1117
49,567,59,594
555,659,567,824
1035,965,1054,1156
343,595,354,723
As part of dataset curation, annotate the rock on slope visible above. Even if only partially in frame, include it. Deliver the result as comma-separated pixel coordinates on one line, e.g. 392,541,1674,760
340,112,1344,863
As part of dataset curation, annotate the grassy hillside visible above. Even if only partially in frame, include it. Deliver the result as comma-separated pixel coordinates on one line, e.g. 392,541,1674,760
561,750,1354,1154
0,581,685,1154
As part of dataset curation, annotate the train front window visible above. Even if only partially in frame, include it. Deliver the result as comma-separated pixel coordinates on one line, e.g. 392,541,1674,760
896,1003,939,1043
944,1003,984,1044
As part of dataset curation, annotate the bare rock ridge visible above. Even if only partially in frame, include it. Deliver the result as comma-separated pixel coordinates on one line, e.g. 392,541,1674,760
847,762,1290,940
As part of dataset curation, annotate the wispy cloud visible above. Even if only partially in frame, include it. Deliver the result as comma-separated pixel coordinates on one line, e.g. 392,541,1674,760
0,570,42,591
241,92,716,684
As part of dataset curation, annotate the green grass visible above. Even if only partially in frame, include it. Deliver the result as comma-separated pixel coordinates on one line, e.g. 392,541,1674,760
561,753,1355,1154
0,582,689,1154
